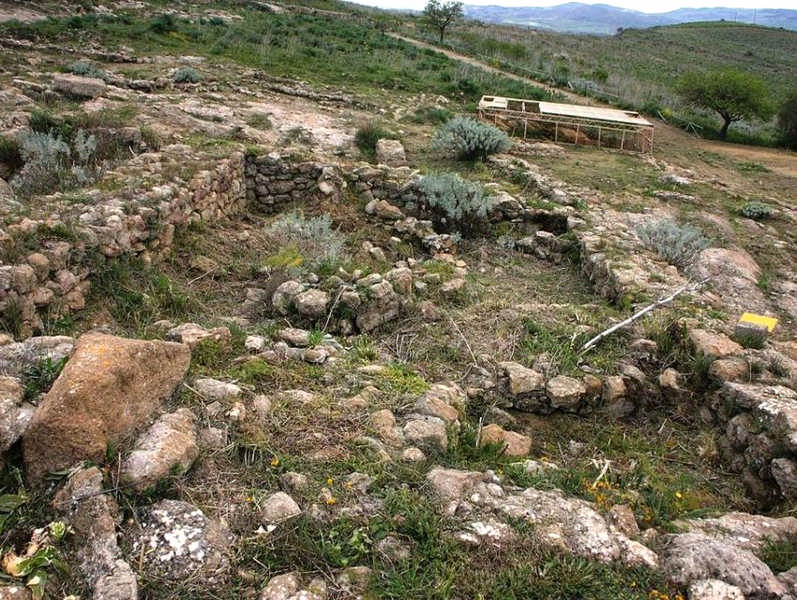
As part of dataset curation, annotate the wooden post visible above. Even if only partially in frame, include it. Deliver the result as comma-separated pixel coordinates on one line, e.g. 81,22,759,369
523,119,527,139
575,123,580,146
620,130,625,150
597,126,601,149
555,121,558,143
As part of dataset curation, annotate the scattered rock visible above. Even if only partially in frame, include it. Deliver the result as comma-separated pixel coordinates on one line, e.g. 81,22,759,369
0,335,75,378
375,139,407,167
260,572,327,600
772,458,797,499
193,377,242,402
0,376,33,453
260,492,301,524
403,416,447,452
121,408,199,492
278,327,311,347
687,579,745,600
23,333,190,483
365,198,404,220
166,323,231,349
133,500,232,582
689,329,743,359
661,533,785,598
294,289,329,318
478,424,531,457
402,447,426,462
545,375,585,411
53,466,137,600
709,358,750,382
0,585,31,600
499,362,545,396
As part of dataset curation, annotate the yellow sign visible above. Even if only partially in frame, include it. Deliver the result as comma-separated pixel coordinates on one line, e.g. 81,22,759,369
739,313,778,332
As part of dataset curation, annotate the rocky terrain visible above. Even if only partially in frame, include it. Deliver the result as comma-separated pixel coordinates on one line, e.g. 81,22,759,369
1,1,797,599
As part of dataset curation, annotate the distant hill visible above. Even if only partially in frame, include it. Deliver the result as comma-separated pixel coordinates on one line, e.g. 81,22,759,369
463,3,797,34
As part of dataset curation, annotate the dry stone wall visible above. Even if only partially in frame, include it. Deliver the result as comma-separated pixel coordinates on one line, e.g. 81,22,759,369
0,146,246,337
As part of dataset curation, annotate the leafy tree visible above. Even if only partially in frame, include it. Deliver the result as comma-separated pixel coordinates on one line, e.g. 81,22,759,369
676,68,772,140
777,91,797,149
423,0,463,44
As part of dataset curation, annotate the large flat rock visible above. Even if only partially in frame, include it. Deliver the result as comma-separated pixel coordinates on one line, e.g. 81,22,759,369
23,332,190,483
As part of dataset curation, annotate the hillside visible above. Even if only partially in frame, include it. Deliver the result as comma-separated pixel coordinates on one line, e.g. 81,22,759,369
1,1,797,600
415,19,797,143
463,3,797,35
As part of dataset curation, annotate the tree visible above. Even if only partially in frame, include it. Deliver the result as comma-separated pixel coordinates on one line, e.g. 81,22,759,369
676,68,772,140
777,91,797,149
423,0,463,44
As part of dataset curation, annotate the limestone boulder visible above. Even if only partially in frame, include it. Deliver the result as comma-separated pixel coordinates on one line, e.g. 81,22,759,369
23,333,190,483
375,139,407,167
121,408,199,492
53,73,106,98
661,533,785,598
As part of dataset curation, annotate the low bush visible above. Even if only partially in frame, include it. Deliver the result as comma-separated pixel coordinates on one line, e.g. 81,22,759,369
354,122,396,161
67,60,106,80
431,117,511,161
417,172,493,236
264,211,347,273
0,136,23,176
635,219,710,269
739,201,773,220
10,129,100,199
173,67,202,83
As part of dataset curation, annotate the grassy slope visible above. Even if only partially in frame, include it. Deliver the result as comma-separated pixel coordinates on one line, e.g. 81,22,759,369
416,19,797,141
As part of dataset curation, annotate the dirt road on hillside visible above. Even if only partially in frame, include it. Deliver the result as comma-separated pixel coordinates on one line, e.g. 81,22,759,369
392,33,797,178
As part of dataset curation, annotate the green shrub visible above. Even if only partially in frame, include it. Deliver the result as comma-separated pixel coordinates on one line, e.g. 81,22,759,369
417,172,493,236
0,136,23,175
431,116,511,161
354,122,396,161
149,13,178,34
778,92,797,150
739,201,773,220
10,129,99,199
265,211,347,273
409,105,452,125
67,60,106,80
635,219,710,269
173,67,202,83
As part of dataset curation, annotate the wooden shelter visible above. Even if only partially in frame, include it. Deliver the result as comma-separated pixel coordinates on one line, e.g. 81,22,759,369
477,96,654,153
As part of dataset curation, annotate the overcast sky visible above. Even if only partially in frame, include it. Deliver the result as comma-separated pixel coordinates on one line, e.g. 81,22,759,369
352,0,796,13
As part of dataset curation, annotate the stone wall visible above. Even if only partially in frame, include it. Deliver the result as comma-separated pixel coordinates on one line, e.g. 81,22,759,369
243,153,415,214
0,147,246,337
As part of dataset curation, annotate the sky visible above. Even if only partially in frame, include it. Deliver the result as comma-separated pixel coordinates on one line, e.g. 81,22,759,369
351,0,797,13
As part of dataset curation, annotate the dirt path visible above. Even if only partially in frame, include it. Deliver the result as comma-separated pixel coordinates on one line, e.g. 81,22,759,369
389,33,578,103
391,33,797,178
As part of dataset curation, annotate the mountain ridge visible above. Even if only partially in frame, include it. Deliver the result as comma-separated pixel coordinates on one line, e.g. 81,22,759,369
463,3,797,34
